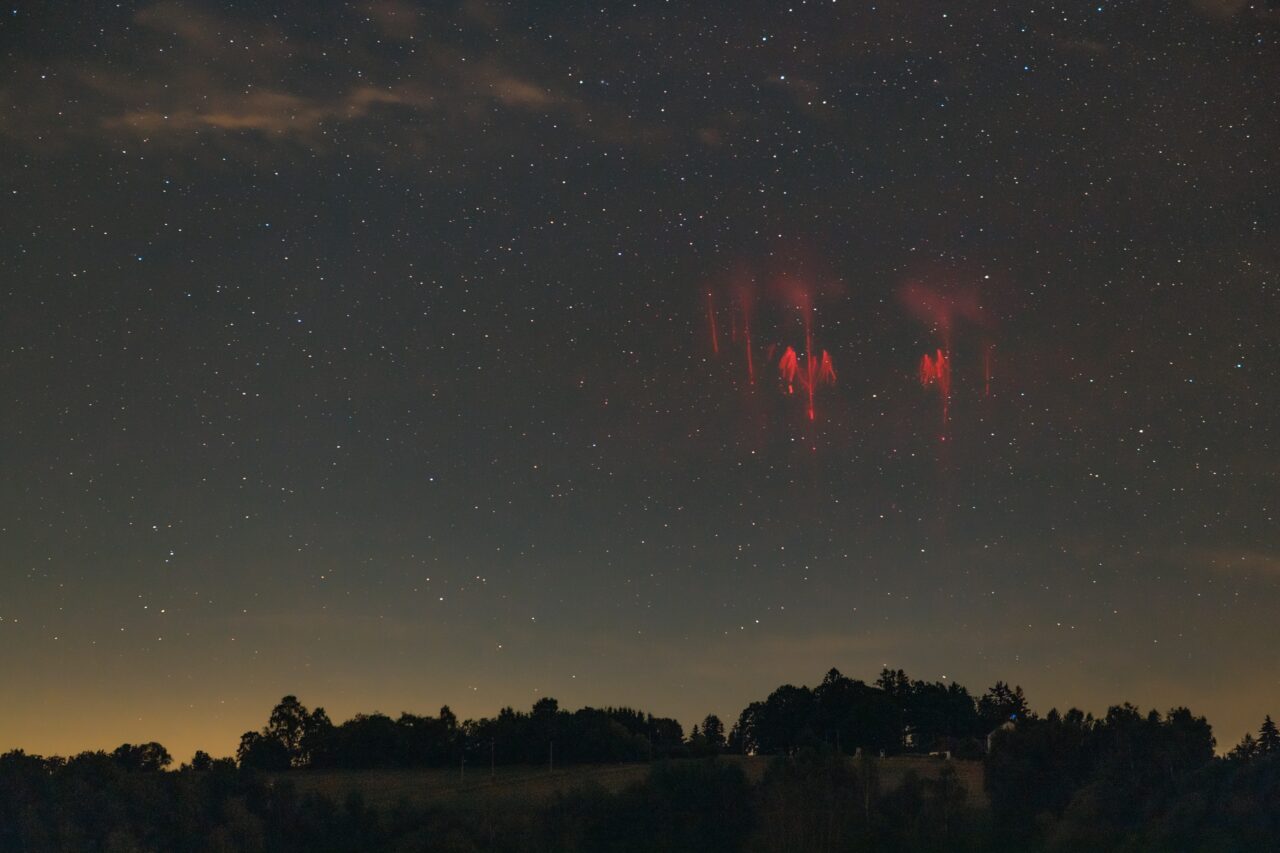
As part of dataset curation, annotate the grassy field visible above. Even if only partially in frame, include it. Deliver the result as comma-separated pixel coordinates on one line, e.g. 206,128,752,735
276,755,986,812
873,755,987,808
276,763,654,812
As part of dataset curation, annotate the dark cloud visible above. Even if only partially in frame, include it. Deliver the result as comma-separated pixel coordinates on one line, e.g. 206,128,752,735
0,1,661,160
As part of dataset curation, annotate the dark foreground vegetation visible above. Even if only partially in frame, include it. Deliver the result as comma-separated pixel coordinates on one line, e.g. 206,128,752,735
4,667,1280,852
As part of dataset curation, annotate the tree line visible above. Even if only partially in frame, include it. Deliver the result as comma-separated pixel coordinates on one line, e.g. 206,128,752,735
235,696,688,771
730,668,1029,758
233,667,1030,771
5,666,1280,850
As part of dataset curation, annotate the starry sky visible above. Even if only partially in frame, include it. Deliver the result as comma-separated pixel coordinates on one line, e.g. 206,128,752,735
2,0,1278,762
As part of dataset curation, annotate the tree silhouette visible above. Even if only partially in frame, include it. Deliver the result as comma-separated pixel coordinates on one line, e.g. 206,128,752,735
648,714,684,757
985,701,1215,838
701,715,726,752
733,704,761,755
1,665,1265,852
905,679,981,751
978,681,1029,728
110,742,171,772
263,695,332,767
1259,715,1279,754
816,667,903,754
1229,732,1259,761
875,668,911,700
746,684,818,754
236,731,290,771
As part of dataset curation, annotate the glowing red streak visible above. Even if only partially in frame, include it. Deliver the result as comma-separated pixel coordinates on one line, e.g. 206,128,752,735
707,292,719,355
919,348,952,425
778,345,836,420
779,347,798,394
803,349,837,420
743,308,755,385
918,352,935,385
818,350,836,385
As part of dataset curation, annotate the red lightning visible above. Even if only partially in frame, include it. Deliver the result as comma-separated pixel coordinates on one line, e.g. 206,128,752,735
779,347,798,395
777,346,837,419
700,278,840,426
919,348,952,426
770,297,838,420
818,350,836,385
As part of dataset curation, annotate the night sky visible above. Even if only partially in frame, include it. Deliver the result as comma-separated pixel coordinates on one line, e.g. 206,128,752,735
2,1,1278,762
